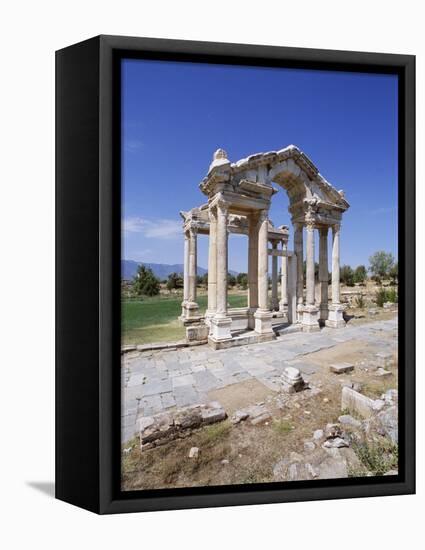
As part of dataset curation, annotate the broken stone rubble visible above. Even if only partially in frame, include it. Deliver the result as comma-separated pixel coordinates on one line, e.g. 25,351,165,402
139,401,226,449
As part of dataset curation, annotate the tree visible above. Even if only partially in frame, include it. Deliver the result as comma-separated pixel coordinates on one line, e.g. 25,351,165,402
340,265,354,286
353,265,367,284
236,272,248,290
133,265,160,297
227,273,236,287
166,272,183,291
369,251,395,281
389,262,398,285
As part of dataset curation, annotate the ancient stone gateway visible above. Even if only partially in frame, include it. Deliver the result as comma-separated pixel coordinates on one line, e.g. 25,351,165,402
179,145,349,349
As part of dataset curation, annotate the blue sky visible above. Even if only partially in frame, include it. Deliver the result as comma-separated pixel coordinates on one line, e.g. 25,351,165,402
122,59,398,273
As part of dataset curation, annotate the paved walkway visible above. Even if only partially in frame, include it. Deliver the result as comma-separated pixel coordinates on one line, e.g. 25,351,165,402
122,317,397,442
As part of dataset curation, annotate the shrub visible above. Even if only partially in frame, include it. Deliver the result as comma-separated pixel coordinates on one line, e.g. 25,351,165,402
386,287,398,303
375,287,398,307
340,265,355,286
355,294,365,309
354,265,367,284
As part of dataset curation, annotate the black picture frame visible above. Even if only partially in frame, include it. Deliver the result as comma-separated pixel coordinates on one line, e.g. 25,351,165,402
56,34,415,514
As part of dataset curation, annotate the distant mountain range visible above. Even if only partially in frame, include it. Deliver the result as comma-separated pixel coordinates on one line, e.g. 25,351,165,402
122,260,238,281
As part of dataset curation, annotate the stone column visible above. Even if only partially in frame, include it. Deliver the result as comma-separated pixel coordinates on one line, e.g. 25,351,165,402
326,223,345,328
302,222,319,331
248,213,259,308
206,206,217,320
331,223,341,305
209,199,232,343
319,227,329,322
294,223,304,322
279,240,288,313
185,228,200,321
287,253,298,324
254,210,273,335
271,241,279,310
180,230,190,318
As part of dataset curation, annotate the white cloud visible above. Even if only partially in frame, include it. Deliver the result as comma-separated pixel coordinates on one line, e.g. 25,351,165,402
123,217,182,239
124,139,144,153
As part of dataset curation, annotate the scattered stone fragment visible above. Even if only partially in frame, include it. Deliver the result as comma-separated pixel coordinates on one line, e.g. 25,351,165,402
189,447,199,458
383,302,393,309
323,397,329,403
201,402,226,424
123,447,132,454
377,406,398,444
338,414,362,429
281,367,305,393
341,381,363,392
374,368,392,378
221,459,229,465
313,429,324,440
368,309,378,316
375,351,393,368
382,389,398,405
323,437,349,448
384,470,398,476
330,362,354,374
231,410,249,424
325,423,342,439
341,386,375,419
139,401,227,449
372,399,386,412
251,412,272,425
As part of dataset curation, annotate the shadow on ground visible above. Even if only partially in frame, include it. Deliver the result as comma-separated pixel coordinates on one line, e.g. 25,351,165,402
26,481,55,498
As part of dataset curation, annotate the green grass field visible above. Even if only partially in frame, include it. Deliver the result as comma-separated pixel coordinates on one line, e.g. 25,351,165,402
122,292,248,345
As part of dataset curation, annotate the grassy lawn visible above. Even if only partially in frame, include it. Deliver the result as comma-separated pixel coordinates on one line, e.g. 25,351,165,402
122,292,248,345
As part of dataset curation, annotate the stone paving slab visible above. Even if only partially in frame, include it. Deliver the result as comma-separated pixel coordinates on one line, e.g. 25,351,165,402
121,317,398,442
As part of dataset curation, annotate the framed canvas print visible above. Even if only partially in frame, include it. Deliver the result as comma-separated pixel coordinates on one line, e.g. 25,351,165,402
56,35,415,514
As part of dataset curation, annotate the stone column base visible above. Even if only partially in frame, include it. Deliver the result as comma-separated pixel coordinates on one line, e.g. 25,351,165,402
254,309,274,335
179,301,202,325
319,305,329,323
208,315,232,343
279,301,288,315
302,305,320,332
325,304,346,328
204,309,216,327
296,303,304,323
247,307,257,329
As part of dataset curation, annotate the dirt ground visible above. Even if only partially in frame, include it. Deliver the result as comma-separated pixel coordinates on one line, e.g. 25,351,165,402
122,317,398,491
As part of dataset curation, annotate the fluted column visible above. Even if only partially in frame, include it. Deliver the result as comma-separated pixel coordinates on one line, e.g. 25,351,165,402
188,228,198,303
319,227,329,321
258,210,269,311
325,223,345,328
279,240,288,312
215,201,229,318
302,221,320,332
206,207,217,317
248,212,259,310
305,222,315,306
294,223,304,308
271,241,278,310
209,199,232,344
254,210,274,335
331,223,341,305
181,230,190,317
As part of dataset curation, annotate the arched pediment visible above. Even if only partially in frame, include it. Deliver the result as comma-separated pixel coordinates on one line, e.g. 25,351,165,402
199,146,349,226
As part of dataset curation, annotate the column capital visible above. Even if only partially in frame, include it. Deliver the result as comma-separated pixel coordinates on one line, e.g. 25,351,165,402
216,194,230,215
332,223,341,233
258,208,269,224
208,205,217,222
